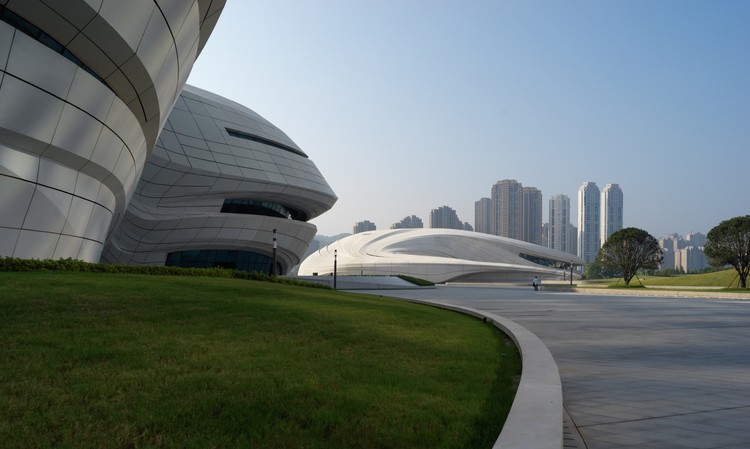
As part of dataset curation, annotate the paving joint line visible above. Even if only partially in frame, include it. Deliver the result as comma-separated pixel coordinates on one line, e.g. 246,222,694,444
577,404,750,428
563,405,589,449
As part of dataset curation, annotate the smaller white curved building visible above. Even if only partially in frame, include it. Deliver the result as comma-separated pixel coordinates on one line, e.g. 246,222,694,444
298,229,584,284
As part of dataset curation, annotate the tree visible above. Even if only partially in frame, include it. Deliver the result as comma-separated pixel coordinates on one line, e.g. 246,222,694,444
598,228,662,286
704,216,750,289
583,258,621,279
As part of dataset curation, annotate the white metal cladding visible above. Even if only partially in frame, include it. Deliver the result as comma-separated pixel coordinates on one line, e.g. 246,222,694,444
298,229,585,283
0,1,226,261
101,85,338,273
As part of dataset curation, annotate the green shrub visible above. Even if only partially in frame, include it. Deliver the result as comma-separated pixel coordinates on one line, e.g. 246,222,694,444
0,257,330,289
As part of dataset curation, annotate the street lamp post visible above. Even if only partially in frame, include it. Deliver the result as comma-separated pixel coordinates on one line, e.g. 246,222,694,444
333,249,337,289
270,228,277,276
570,260,573,286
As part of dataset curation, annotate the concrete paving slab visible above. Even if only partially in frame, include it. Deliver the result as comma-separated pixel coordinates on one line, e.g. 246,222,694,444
356,285,750,449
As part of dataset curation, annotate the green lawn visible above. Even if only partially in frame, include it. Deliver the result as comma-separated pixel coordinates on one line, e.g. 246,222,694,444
0,271,519,449
640,269,741,288
580,269,747,290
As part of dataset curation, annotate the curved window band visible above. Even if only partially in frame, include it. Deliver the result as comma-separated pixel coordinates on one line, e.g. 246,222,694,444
519,253,570,269
221,199,308,222
226,128,307,158
0,6,111,90
166,249,282,274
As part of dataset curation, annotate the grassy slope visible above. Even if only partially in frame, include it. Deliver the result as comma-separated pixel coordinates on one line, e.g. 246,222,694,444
581,269,746,289
639,269,740,287
0,272,519,449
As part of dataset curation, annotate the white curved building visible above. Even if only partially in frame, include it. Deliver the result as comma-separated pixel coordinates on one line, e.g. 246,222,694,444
0,1,225,261
101,85,337,274
298,229,584,284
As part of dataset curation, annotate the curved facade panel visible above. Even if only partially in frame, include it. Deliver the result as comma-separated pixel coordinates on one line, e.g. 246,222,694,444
298,229,585,283
0,1,225,261
102,85,338,274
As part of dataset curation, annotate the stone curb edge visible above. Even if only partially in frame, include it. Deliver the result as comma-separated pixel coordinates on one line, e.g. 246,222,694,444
393,298,563,449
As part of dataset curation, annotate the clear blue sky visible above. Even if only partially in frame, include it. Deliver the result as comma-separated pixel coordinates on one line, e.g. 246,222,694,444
188,1,749,238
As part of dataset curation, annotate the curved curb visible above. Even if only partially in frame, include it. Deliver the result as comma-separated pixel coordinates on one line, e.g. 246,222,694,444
395,298,563,449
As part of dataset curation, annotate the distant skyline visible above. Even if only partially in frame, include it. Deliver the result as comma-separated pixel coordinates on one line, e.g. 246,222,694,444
187,1,749,239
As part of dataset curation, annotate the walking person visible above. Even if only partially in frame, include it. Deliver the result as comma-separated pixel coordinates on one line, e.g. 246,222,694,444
532,275,539,291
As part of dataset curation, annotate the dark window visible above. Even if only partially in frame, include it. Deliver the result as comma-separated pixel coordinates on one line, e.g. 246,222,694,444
166,249,282,274
519,253,568,269
226,128,308,158
220,199,308,221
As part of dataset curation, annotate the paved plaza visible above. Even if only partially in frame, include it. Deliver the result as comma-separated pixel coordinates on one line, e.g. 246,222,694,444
360,285,750,449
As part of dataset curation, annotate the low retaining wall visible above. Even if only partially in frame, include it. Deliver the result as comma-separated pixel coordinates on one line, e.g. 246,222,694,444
294,275,429,290
574,287,750,299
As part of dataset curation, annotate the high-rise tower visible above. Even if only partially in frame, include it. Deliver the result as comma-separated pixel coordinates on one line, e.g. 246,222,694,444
353,221,377,234
391,215,424,229
429,206,463,230
548,194,570,253
491,179,523,239
474,198,492,234
522,187,543,245
600,183,624,246
577,182,601,264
